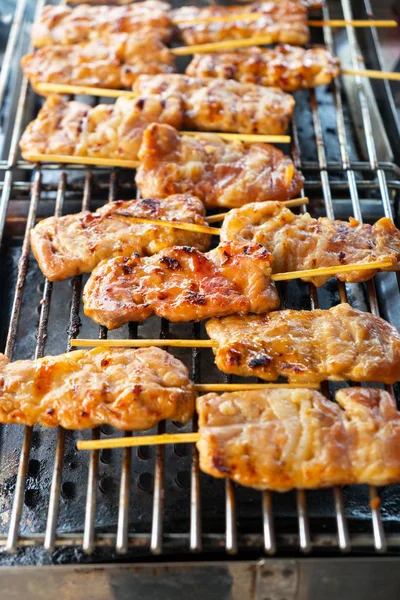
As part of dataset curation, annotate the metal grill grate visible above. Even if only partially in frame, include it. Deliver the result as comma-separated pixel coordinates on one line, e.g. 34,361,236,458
0,0,399,562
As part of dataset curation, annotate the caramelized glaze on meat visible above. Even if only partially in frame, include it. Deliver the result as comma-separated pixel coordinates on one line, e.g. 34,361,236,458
31,195,211,281
0,347,195,430
83,242,280,329
186,45,340,92
197,387,400,491
136,124,303,208
19,95,183,161
133,74,295,135
206,303,400,384
22,32,176,92
173,1,309,46
32,2,173,47
220,202,400,285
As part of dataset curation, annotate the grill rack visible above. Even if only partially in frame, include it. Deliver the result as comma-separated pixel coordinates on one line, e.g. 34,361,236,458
0,0,399,562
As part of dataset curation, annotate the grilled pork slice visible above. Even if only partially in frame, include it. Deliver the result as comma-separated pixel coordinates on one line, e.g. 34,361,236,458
83,242,280,329
31,195,211,282
32,2,173,47
186,45,340,92
220,202,400,286
197,387,400,491
0,347,195,430
22,32,176,92
173,1,309,46
136,124,303,208
133,74,295,135
19,95,183,161
206,303,400,384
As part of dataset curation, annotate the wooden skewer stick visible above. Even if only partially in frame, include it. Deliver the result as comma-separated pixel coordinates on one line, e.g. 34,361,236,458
341,68,400,82
35,70,400,102
195,382,320,392
70,338,215,348
173,13,398,27
21,153,140,169
78,432,201,451
117,215,220,235
272,259,394,282
205,197,308,223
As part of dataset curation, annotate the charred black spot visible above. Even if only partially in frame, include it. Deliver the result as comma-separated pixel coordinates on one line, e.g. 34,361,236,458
81,411,89,417
133,384,143,395
248,354,272,368
122,264,133,275
160,99,166,109
182,246,195,254
46,408,55,416
185,291,206,305
338,251,346,263
136,98,145,110
227,348,242,366
139,198,160,214
101,358,110,367
281,363,306,373
243,245,252,255
212,453,231,475
160,256,181,270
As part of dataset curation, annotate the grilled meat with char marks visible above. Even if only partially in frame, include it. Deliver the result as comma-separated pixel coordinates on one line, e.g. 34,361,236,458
173,1,309,46
133,74,295,135
220,202,400,285
186,45,340,92
83,241,280,329
32,1,173,47
19,94,183,161
0,347,195,430
31,195,211,281
136,124,303,208
197,387,400,491
206,303,400,384
22,32,176,92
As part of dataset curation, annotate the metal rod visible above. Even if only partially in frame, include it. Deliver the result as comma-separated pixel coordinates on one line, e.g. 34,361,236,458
262,491,276,555
225,479,238,554
190,323,202,552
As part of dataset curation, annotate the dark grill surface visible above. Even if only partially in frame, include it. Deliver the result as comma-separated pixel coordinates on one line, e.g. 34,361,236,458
0,0,399,565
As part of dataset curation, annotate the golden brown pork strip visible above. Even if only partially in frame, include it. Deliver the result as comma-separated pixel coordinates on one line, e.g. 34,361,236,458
0,347,195,430
197,387,400,491
133,74,295,135
31,195,211,282
186,45,340,92
136,124,303,208
83,242,280,329
173,1,309,46
206,303,400,384
22,32,176,92
32,1,173,47
220,202,400,286
19,95,183,161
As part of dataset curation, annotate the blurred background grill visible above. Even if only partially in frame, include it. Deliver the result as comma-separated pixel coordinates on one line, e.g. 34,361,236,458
0,0,399,581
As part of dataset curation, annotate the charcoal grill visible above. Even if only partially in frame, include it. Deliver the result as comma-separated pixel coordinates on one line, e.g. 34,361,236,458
0,0,400,595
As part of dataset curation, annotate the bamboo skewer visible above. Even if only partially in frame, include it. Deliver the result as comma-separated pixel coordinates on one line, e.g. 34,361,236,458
35,70,400,103
117,215,220,235
195,383,320,392
78,433,201,451
205,197,308,223
271,259,394,282
174,13,398,27
21,153,140,169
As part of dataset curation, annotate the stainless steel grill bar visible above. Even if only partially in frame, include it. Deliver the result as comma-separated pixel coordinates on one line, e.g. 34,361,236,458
189,323,202,553
44,172,92,552
150,318,169,554
0,0,27,120
291,122,312,554
225,479,237,554
262,492,276,555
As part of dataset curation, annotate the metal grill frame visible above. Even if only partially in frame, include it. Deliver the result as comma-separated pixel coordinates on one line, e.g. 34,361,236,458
0,0,399,560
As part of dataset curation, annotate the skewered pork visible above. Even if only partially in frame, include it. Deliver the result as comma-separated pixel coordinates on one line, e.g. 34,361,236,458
186,45,340,92
31,195,211,281
136,124,303,208
220,202,400,285
83,242,280,329
0,347,195,430
173,1,309,46
206,303,400,384
22,32,176,92
133,74,295,135
32,1,173,47
19,95,183,161
197,387,400,491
